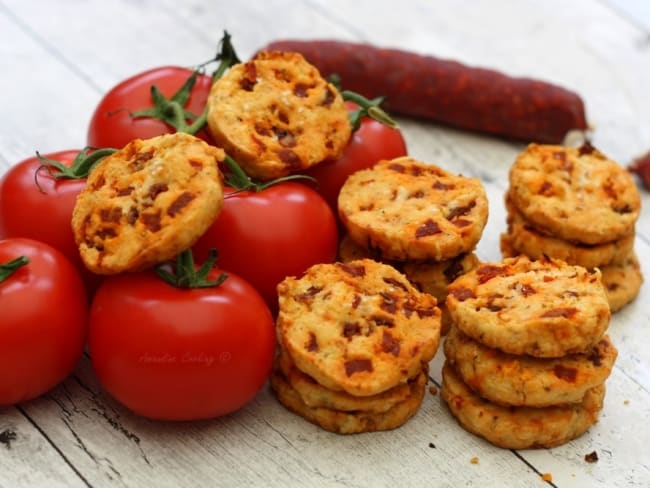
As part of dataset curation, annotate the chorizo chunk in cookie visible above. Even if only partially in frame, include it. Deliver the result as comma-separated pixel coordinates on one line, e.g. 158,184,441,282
72,133,224,274
206,50,351,180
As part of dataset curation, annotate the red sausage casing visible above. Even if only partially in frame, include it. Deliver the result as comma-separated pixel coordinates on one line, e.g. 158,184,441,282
262,40,588,143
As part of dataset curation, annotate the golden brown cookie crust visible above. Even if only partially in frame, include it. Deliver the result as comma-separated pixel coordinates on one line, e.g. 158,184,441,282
446,256,611,358
508,143,640,245
275,348,419,413
444,326,617,407
504,193,635,268
600,252,643,312
270,367,427,434
72,133,224,274
277,259,441,396
338,157,489,262
206,50,351,180
402,253,481,303
441,362,605,449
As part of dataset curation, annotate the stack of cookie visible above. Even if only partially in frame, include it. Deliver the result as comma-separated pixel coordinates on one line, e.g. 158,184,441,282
337,156,487,333
502,142,643,312
272,258,441,434
442,256,617,449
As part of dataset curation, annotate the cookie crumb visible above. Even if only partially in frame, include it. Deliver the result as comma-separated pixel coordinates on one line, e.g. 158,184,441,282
624,399,630,405
429,385,438,396
541,473,553,482
470,456,479,464
584,451,599,463
428,442,436,449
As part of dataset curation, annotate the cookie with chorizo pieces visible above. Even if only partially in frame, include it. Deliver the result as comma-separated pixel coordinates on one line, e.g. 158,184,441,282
206,50,351,180
338,157,489,262
72,133,224,274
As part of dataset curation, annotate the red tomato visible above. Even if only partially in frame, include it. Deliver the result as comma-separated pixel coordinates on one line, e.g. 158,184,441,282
88,268,275,421
0,238,88,405
193,182,338,311
87,66,213,149
306,111,408,213
0,150,101,291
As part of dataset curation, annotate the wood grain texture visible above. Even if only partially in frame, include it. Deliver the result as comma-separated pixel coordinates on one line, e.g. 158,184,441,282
0,0,648,487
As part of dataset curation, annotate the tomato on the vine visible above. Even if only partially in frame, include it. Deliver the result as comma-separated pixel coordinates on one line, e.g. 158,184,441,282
0,238,88,406
88,253,275,421
87,32,241,150
193,182,338,311
0,149,111,292
87,66,214,149
305,102,407,213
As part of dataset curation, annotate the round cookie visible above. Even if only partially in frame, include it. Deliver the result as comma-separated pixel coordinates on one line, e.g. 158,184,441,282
600,252,643,312
402,253,481,303
444,326,617,407
277,259,441,396
446,256,611,358
270,368,427,434
206,50,351,180
338,232,386,263
508,142,640,245
275,348,420,413
504,193,635,268
72,133,224,274
440,362,605,449
403,253,481,336
338,157,489,262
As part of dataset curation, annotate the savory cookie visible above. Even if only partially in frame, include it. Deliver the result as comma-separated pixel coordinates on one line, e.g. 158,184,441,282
402,253,480,336
508,142,640,245
338,232,386,263
446,256,611,358
441,362,605,449
444,326,617,407
72,133,224,274
275,348,421,413
600,252,643,312
504,193,635,268
270,367,427,434
402,253,481,303
338,157,489,262
277,259,441,396
206,50,351,180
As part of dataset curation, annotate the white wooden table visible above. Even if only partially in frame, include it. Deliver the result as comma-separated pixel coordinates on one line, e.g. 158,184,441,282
1,1,649,486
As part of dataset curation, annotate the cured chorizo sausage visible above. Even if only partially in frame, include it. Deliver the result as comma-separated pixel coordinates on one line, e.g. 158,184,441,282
262,40,588,143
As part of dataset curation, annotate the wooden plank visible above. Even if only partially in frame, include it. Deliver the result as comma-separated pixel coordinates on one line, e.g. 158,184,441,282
0,407,87,487
20,355,556,488
0,5,99,164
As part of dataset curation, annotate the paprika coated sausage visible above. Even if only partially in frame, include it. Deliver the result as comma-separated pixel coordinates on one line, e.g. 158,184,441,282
262,40,588,144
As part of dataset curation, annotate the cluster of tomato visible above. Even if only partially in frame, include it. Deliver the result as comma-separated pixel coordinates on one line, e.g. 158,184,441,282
0,43,407,420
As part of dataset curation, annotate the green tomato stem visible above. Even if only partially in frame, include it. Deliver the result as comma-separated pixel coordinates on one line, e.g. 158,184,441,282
222,155,317,192
155,249,227,289
35,147,117,184
0,256,29,284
